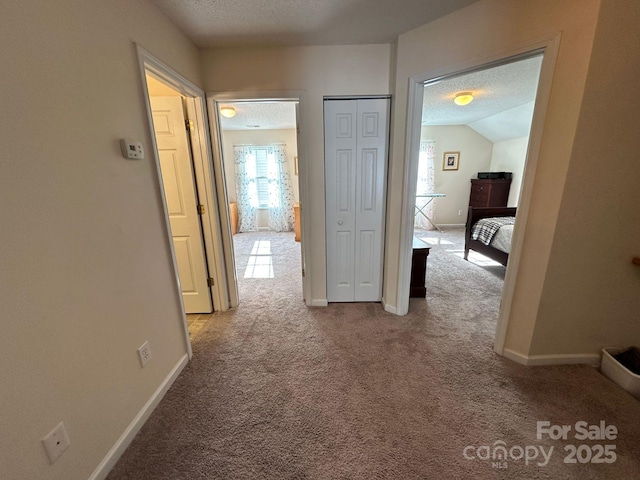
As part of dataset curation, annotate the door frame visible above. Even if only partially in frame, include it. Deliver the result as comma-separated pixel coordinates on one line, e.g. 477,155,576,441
136,46,231,356
395,34,561,356
206,91,310,306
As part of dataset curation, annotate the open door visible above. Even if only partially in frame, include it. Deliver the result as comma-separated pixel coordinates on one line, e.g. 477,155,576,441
150,96,213,313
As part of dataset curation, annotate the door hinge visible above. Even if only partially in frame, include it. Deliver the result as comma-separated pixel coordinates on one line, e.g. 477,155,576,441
207,277,215,287
302,268,305,277
185,119,195,132
296,124,300,134
197,204,205,215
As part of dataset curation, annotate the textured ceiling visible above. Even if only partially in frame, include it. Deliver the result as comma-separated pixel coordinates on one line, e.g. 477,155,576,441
218,102,297,131
218,56,543,136
151,0,479,47
423,55,543,142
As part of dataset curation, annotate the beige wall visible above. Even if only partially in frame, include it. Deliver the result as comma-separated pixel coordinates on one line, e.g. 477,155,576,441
421,125,493,225
202,45,392,303
529,0,640,356
0,1,201,479
384,0,601,355
490,136,529,207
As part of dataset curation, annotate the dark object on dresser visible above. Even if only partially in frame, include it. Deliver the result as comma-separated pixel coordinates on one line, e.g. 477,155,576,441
410,237,430,297
464,206,517,266
477,171,512,179
469,178,512,207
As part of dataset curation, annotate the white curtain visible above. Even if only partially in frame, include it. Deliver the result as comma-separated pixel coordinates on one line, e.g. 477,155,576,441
233,144,295,232
234,145,258,232
266,145,295,232
415,140,436,230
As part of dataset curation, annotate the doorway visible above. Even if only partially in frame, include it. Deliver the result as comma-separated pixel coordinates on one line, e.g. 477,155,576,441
414,53,543,270
138,46,231,354
208,97,307,304
396,39,560,354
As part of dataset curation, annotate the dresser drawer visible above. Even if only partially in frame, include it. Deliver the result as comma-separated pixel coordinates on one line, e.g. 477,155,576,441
469,178,511,207
470,191,490,205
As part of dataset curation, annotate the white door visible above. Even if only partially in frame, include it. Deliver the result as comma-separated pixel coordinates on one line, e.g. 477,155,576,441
150,96,213,313
325,98,389,302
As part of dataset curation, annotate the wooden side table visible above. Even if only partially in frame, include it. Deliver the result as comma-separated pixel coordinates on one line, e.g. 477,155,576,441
294,203,301,242
410,236,430,298
229,202,238,235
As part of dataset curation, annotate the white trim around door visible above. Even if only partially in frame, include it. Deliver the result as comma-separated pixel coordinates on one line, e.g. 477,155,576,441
395,34,561,359
136,45,231,357
206,91,311,307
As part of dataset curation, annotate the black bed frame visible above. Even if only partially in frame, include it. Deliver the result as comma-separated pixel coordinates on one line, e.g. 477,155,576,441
464,206,517,266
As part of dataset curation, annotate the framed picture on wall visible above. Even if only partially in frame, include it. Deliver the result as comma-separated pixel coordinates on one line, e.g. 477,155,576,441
443,152,460,171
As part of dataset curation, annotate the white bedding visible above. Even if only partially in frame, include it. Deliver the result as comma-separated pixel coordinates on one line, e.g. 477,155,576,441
490,224,513,254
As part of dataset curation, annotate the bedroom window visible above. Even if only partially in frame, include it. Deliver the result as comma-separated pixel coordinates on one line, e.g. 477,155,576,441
233,144,295,232
250,147,270,208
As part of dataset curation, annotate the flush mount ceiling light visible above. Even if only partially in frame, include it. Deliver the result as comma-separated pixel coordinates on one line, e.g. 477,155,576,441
454,92,474,106
220,106,236,118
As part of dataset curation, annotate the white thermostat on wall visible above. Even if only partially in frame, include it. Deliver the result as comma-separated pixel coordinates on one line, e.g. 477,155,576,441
120,139,144,159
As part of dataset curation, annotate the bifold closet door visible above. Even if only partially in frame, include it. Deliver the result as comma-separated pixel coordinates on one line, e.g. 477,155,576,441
325,98,389,302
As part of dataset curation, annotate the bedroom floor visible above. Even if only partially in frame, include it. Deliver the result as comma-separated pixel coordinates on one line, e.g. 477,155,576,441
414,226,505,291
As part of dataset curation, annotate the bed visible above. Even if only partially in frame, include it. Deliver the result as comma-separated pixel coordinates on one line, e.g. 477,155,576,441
464,206,517,266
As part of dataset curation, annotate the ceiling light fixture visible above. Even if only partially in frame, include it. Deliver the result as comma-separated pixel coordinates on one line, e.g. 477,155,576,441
454,92,474,106
220,106,236,118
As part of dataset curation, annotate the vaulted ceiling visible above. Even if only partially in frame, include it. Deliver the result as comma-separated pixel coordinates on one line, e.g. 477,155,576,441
423,55,543,142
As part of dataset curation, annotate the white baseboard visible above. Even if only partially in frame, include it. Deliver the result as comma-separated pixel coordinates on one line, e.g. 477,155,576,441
503,348,601,367
381,297,397,314
89,354,189,480
309,299,328,307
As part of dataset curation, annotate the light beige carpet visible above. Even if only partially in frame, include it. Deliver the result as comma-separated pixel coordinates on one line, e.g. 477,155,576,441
107,229,640,479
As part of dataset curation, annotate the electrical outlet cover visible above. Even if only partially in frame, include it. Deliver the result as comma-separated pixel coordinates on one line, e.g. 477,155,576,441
42,422,70,464
138,341,151,367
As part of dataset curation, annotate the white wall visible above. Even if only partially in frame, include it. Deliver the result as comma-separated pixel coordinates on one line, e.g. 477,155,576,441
422,125,493,224
202,45,392,303
384,0,602,353
489,136,529,207
0,1,201,479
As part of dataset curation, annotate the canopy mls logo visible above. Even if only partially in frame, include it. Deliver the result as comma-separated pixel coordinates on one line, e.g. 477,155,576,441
463,420,618,469
463,441,553,469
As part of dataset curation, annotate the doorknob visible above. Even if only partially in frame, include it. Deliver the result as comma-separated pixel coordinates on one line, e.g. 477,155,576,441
338,220,343,225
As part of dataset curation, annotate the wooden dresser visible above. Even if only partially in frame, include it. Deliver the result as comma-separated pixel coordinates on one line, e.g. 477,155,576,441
469,179,512,207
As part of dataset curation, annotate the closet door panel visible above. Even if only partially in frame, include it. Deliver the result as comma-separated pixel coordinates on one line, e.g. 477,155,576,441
354,99,389,301
325,100,357,302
